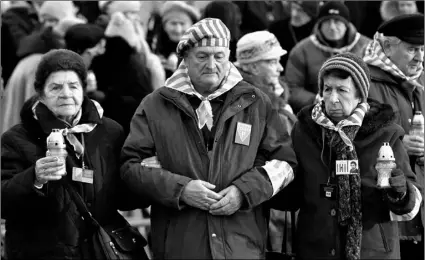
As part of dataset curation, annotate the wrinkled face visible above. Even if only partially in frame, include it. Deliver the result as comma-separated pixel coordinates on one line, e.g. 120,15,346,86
185,46,230,96
387,41,424,77
320,19,347,41
41,71,84,123
323,75,360,122
164,17,193,43
253,58,284,86
398,1,417,14
290,3,312,27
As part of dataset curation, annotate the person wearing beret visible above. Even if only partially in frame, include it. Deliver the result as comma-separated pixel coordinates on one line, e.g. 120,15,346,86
269,53,422,260
1,49,148,259
285,1,371,115
120,18,297,259
364,13,425,260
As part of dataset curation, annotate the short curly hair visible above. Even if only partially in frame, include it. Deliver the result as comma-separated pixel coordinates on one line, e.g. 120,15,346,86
34,49,87,95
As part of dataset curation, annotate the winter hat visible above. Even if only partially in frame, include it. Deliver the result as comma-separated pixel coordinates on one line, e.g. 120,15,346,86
292,1,319,19
317,1,350,25
34,49,88,94
318,52,370,102
160,1,201,24
378,13,424,45
176,18,231,58
104,12,140,50
53,17,86,37
65,24,105,55
105,1,141,15
235,31,287,65
39,1,77,21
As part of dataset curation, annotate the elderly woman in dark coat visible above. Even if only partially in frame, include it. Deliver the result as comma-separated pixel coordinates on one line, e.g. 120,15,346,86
270,53,422,260
1,49,147,259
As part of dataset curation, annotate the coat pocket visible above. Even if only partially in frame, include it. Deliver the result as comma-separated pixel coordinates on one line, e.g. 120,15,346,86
362,222,393,253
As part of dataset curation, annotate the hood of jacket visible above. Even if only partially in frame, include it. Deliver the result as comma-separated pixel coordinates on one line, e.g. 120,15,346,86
297,99,397,146
311,21,361,54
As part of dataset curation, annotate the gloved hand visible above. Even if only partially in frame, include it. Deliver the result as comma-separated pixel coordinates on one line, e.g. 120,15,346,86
387,169,407,200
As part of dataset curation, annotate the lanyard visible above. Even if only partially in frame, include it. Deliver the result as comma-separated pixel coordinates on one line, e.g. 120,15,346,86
80,133,86,169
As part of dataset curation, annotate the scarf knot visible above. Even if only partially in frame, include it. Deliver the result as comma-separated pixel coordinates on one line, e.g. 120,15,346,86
165,60,243,130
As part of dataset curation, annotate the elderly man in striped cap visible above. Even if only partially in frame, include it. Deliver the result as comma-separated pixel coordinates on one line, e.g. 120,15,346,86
120,18,297,259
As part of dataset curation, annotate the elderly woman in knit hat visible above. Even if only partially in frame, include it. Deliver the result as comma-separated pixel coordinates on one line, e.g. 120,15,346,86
270,52,422,260
150,1,201,77
121,18,297,259
1,49,148,259
285,1,371,115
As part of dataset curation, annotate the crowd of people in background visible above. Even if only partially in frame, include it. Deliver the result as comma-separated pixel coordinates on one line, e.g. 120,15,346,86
1,1,424,260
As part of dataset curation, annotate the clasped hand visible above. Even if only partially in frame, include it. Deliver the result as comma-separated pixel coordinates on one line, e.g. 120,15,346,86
181,180,244,216
35,156,66,185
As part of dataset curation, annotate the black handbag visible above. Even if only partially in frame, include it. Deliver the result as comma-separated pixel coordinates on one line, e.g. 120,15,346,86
64,182,149,260
265,210,297,260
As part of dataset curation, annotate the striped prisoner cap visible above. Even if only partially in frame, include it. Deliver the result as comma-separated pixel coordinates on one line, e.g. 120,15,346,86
176,18,231,58
318,52,370,102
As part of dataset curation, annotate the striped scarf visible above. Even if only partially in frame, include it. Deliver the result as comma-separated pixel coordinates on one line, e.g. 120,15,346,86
312,101,369,260
165,60,243,130
32,99,103,158
364,32,423,83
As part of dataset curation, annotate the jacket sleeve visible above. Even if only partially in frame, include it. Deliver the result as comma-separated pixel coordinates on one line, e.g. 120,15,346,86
120,102,192,210
232,100,298,210
387,135,423,221
1,132,50,219
285,46,316,113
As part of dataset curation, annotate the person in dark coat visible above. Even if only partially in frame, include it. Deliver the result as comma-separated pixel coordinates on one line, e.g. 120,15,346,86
285,1,371,114
120,18,297,259
269,1,318,69
1,1,40,85
364,13,424,260
270,53,422,260
1,49,147,259
203,1,242,62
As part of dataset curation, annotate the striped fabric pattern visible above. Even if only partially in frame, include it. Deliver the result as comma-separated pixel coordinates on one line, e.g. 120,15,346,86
165,60,243,130
390,185,423,221
33,99,104,158
363,32,423,82
176,18,231,57
312,101,370,150
262,160,294,196
318,53,370,102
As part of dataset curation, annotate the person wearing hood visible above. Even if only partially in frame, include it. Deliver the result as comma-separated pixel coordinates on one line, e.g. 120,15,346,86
270,53,422,260
150,1,201,78
285,1,371,115
269,1,318,69
364,14,424,260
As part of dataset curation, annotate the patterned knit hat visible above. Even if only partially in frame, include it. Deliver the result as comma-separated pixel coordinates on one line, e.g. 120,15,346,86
235,31,287,65
318,52,370,102
176,18,231,58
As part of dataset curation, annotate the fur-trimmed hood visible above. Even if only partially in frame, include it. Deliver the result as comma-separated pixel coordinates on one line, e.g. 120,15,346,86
297,99,398,145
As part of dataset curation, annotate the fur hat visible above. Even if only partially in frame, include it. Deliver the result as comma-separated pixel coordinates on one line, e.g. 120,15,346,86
34,49,88,94
318,52,370,102
39,1,77,21
317,1,350,25
65,24,104,55
176,18,230,58
235,31,287,65
160,1,201,24
378,13,424,45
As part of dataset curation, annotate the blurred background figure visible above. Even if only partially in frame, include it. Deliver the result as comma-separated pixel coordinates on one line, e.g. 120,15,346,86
380,1,419,22
150,1,200,78
269,1,319,69
203,1,242,62
285,1,371,114
96,1,142,29
38,1,79,28
1,1,40,86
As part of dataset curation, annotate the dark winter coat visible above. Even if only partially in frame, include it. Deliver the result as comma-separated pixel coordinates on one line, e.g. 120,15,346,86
92,37,154,135
1,96,143,259
285,23,371,114
269,100,421,259
120,80,297,259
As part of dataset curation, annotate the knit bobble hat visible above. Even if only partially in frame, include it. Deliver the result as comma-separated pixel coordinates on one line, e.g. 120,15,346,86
34,49,87,94
317,1,350,25
318,52,370,102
